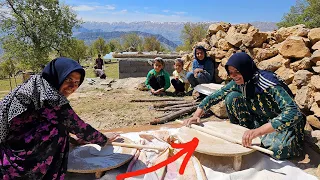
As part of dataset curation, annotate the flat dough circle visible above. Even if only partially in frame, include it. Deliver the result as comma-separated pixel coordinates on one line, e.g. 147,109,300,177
88,144,121,156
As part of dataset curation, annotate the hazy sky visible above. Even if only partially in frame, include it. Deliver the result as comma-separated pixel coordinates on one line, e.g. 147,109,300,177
63,0,297,23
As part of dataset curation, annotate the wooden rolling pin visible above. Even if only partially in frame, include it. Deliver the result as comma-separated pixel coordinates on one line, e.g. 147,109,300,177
109,142,166,151
176,120,274,156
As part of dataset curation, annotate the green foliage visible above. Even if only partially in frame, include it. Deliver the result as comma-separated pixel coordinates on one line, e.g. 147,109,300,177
106,39,122,52
60,38,87,64
180,23,207,51
121,33,142,51
92,37,107,55
277,0,320,28
143,36,161,52
0,0,81,72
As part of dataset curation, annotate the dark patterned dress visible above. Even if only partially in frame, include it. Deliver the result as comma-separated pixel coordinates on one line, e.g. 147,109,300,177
199,80,306,159
0,103,108,179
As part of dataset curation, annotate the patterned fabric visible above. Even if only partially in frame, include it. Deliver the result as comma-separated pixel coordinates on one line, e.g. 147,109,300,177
0,58,107,179
199,81,305,159
0,104,107,179
0,75,69,144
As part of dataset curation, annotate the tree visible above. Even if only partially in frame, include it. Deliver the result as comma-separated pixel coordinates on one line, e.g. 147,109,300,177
60,39,87,64
179,23,207,51
92,37,107,55
106,39,122,52
121,33,142,51
0,0,81,71
277,0,320,28
143,36,161,52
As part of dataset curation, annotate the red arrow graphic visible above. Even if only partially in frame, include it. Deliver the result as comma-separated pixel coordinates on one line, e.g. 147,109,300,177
116,137,199,180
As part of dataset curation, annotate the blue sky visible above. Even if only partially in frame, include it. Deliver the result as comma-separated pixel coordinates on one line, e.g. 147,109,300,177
63,0,297,23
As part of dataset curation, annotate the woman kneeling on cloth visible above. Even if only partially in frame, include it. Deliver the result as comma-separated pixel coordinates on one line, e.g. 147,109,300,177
184,52,306,160
0,57,118,179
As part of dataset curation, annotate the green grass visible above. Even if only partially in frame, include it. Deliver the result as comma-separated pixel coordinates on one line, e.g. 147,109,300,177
0,60,119,98
0,77,23,91
84,60,119,79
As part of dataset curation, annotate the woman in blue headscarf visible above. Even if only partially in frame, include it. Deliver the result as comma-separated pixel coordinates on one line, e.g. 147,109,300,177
0,57,119,179
186,45,215,87
184,52,306,160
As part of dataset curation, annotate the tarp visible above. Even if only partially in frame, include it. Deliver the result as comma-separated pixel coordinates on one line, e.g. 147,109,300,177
66,128,317,180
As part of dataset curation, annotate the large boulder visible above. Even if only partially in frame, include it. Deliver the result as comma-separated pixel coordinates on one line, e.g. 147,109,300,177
208,22,231,35
209,35,218,47
290,57,312,72
295,85,314,110
312,41,320,51
242,26,268,47
288,84,298,95
311,75,320,90
279,36,311,59
308,28,320,44
292,70,313,87
225,32,245,47
217,39,233,51
310,50,320,64
274,24,309,42
307,115,320,129
196,41,212,50
217,63,228,80
257,54,290,72
275,66,295,84
253,48,278,61
216,30,227,40
210,101,228,119
311,102,320,118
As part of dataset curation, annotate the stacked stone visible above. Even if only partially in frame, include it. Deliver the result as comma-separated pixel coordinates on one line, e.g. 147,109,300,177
182,23,320,152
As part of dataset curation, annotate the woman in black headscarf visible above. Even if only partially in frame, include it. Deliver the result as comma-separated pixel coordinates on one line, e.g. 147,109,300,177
183,52,306,160
0,57,118,179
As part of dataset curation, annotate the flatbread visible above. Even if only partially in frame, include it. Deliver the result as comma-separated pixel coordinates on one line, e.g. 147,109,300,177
177,121,261,156
88,144,121,156
67,136,136,173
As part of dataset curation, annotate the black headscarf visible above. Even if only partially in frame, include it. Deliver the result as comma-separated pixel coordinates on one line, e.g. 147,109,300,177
225,52,293,98
0,57,84,143
42,57,85,90
194,45,208,61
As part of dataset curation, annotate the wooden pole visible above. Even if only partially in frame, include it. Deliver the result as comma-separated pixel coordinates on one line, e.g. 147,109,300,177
175,120,274,155
130,98,185,102
150,106,197,125
153,101,190,108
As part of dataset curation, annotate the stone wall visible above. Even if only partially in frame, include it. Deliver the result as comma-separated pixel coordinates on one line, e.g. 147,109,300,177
119,59,175,79
182,23,320,146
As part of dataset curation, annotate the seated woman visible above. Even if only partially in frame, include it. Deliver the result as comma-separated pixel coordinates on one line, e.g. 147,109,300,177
186,45,214,88
0,57,119,179
184,52,306,160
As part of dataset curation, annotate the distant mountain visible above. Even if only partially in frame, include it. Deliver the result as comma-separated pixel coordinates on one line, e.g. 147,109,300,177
73,30,178,50
74,21,278,46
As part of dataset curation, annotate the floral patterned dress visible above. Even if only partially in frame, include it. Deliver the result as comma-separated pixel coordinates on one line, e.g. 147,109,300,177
0,103,108,180
199,80,306,159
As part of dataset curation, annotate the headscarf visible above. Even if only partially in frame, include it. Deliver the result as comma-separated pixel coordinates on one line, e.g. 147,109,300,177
42,57,85,90
0,57,85,143
194,45,208,61
225,52,293,98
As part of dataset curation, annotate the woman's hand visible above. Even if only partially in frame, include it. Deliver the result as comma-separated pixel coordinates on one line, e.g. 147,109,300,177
183,116,201,127
105,132,120,143
242,129,261,147
242,122,275,147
